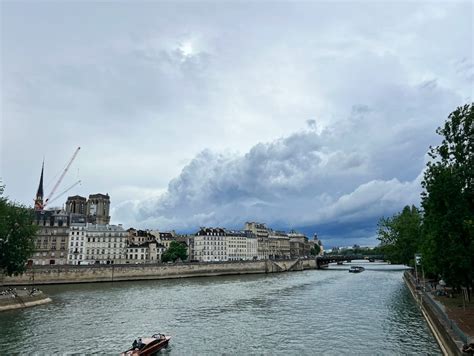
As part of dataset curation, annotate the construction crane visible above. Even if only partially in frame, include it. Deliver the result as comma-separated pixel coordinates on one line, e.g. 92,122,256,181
47,180,82,206
43,146,81,209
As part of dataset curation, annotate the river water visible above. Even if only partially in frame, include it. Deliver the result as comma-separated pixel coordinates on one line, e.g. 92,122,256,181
0,263,440,355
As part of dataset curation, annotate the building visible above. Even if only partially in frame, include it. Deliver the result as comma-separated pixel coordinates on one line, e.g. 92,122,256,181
244,222,270,260
151,231,176,250
86,193,111,225
194,227,227,262
126,229,166,263
32,209,70,265
65,195,87,215
34,161,45,211
126,241,164,263
268,231,291,259
65,193,110,225
193,227,258,262
288,231,310,258
68,223,127,265
227,230,257,261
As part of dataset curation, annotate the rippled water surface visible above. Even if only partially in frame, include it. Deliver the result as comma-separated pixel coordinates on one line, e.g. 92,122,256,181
0,264,440,355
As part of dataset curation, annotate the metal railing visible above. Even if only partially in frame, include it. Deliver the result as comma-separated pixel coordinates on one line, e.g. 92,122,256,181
406,271,469,345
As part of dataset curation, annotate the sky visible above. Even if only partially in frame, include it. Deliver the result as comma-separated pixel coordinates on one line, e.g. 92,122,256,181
1,1,473,247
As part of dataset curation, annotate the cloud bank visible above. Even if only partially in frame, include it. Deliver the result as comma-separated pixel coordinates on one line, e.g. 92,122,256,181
113,81,460,245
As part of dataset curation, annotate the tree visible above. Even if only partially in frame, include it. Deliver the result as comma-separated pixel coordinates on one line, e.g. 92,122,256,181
310,244,321,256
0,183,38,276
161,241,188,263
377,205,422,265
421,103,474,294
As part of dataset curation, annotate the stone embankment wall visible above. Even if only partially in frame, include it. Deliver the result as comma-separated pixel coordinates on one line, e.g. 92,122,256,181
0,293,52,312
404,271,464,355
2,259,317,286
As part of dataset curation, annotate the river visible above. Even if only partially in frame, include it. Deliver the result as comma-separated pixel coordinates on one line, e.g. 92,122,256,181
0,262,440,354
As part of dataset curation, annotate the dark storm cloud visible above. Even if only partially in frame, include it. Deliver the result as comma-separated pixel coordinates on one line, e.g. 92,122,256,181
113,81,459,245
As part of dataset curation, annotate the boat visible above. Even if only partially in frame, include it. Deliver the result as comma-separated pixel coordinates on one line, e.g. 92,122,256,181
121,333,171,356
349,266,365,273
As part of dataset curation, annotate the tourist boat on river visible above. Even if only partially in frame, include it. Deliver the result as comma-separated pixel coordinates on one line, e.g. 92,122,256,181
349,266,365,273
121,333,171,356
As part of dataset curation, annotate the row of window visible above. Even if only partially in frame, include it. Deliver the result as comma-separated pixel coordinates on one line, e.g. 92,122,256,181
68,255,124,259
87,237,124,243
38,237,67,242
35,252,65,257
36,243,66,250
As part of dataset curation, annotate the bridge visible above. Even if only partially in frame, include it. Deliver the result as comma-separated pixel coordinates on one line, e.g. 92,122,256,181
316,255,385,269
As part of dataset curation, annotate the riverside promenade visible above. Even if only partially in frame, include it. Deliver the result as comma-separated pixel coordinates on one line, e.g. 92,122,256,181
0,289,52,312
404,271,473,355
1,258,316,286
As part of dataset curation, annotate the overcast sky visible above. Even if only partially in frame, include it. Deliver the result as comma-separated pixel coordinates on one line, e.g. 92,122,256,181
1,1,472,246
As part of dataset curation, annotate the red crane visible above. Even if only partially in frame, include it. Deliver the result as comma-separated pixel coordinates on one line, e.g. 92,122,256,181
43,146,81,209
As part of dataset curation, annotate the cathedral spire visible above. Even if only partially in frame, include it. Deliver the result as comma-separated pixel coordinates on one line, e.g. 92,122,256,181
34,160,44,211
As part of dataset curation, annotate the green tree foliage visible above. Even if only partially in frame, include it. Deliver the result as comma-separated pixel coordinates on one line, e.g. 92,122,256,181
377,205,422,265
0,183,38,276
161,241,188,263
310,244,321,256
421,103,474,290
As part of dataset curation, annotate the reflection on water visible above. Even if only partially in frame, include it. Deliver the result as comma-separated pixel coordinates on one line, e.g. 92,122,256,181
0,264,440,355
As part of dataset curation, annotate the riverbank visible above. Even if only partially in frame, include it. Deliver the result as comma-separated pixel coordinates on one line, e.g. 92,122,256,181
1,258,316,286
404,271,468,355
0,290,52,312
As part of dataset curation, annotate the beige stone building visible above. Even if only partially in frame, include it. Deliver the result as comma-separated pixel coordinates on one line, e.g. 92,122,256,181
32,209,70,265
268,231,291,259
227,230,257,261
245,222,270,260
288,231,311,258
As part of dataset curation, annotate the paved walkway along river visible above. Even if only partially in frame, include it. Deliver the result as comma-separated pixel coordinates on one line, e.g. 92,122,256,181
0,264,440,354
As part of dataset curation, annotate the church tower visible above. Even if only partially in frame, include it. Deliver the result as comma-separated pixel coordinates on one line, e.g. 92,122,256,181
34,161,44,211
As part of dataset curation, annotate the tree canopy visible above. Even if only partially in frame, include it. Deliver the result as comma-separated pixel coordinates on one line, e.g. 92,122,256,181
161,241,188,263
421,103,473,289
310,244,321,256
377,205,422,265
0,183,38,276
376,103,473,294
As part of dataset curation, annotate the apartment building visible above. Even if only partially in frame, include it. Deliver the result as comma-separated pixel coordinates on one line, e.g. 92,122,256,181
68,223,127,265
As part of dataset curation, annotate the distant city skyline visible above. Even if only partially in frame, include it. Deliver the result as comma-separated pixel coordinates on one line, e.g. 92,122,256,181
1,1,472,246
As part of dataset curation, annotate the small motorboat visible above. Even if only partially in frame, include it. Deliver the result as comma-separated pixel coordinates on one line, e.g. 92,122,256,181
349,266,365,273
121,333,171,356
